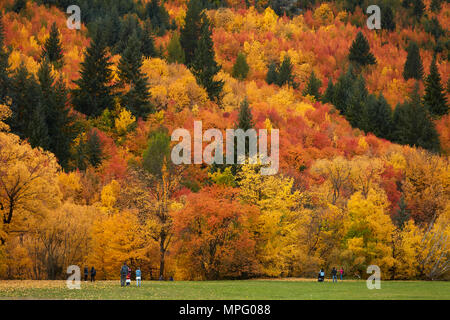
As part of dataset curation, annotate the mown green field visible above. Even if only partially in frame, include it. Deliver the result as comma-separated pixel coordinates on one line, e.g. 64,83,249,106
0,279,448,300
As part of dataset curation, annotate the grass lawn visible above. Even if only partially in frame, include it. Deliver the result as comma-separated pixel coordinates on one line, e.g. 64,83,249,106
0,279,448,300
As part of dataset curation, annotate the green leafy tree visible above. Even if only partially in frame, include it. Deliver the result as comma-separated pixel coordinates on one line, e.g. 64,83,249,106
190,17,224,103
142,127,171,178
348,31,376,69
423,55,448,117
41,22,64,69
117,33,152,118
303,70,322,100
232,52,249,80
403,41,423,81
167,32,185,64
72,31,115,117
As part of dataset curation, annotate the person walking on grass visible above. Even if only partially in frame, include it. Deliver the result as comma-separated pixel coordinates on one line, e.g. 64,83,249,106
136,268,142,287
339,267,344,281
331,267,338,283
120,262,128,287
84,266,89,282
90,267,96,282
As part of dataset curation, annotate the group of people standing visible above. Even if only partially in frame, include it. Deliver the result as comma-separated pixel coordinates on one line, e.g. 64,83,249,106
318,267,344,282
83,266,96,282
120,262,142,287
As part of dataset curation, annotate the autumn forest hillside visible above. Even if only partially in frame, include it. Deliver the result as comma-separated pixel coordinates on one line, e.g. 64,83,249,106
0,0,449,281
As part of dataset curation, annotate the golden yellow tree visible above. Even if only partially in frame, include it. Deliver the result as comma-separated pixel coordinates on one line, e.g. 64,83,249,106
342,189,396,278
0,132,60,244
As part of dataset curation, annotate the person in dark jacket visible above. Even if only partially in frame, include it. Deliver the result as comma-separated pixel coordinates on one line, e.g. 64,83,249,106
120,262,128,287
90,267,96,282
318,269,325,282
84,266,89,282
331,267,338,283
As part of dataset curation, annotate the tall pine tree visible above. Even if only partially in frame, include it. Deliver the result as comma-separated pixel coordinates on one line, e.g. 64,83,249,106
403,41,424,80
345,74,368,128
430,0,442,13
190,17,223,103
141,19,157,59
72,31,115,117
117,33,152,118
167,32,185,64
41,22,64,69
392,83,440,152
303,70,322,100
348,31,376,70
0,12,10,105
423,55,448,117
9,64,49,149
276,56,297,88
38,58,74,168
232,52,249,81
180,0,204,66
364,93,393,139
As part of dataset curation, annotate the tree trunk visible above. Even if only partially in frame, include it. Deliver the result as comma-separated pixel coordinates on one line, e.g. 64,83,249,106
159,236,166,279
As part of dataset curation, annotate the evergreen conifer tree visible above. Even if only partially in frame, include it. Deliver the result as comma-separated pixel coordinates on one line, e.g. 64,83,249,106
303,70,322,100
346,75,368,128
117,33,152,118
167,32,185,64
0,13,11,104
232,52,249,80
12,0,26,13
423,55,448,117
365,93,393,139
403,41,424,80
322,78,334,104
266,62,278,85
9,64,49,149
430,0,442,13
38,58,74,168
276,56,297,88
348,31,376,69
392,83,440,152
190,17,223,102
72,31,115,117
412,0,425,20
141,20,157,59
180,0,205,66
381,6,396,31
41,22,64,69
86,130,103,167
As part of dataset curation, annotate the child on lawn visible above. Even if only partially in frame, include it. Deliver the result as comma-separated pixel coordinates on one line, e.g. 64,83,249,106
126,267,131,286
